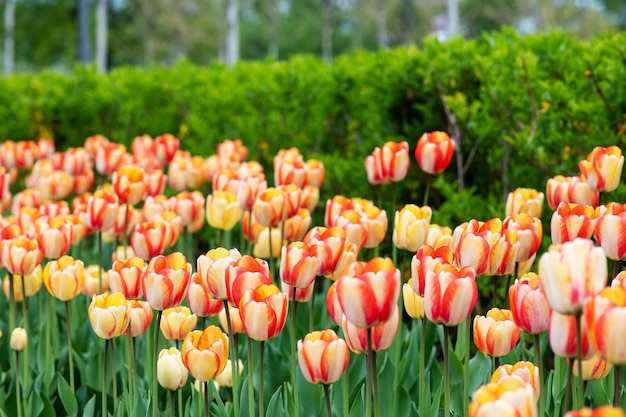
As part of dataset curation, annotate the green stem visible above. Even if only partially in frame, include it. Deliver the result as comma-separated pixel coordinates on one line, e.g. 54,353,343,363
533,334,545,417
247,336,255,417
464,315,470,416
323,384,332,417
98,231,103,293
111,340,118,409
183,226,188,261
65,301,75,393
575,312,584,409
203,381,209,417
21,294,30,402
16,351,23,417
8,273,17,333
127,322,134,406
103,339,109,417
492,277,498,308
419,318,426,417
444,326,451,417
564,360,573,415
247,210,253,255
372,351,379,417
268,226,274,282
365,327,372,417
615,365,622,407
423,175,432,207
153,310,163,417
170,390,176,417
45,291,52,385
178,387,183,417
123,203,130,260
309,278,317,332
260,341,265,417
291,296,300,417
343,363,349,417
223,300,240,417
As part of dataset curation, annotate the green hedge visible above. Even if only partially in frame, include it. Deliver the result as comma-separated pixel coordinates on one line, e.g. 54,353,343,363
1,29,625,225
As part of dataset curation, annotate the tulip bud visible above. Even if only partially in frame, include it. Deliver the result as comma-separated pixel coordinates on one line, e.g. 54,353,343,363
157,347,188,391
10,327,27,351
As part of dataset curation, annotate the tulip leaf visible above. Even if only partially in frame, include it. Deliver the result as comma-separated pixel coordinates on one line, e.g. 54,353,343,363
378,355,397,415
57,372,78,417
298,372,323,417
239,374,251,417
266,385,285,416
348,387,364,417
468,352,491,393
81,394,96,417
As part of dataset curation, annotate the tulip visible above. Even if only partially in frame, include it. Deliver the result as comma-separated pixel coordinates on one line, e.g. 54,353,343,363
424,263,477,326
85,189,120,233
225,255,272,308
218,306,245,335
10,327,27,351
127,300,154,337
173,190,205,231
538,238,606,315
468,378,537,417
142,252,192,311
508,273,550,335
326,281,343,326
107,256,145,299
275,157,306,188
299,185,319,213
187,272,224,318
113,165,148,206
341,305,400,353
157,347,189,391
548,310,592,359
160,306,197,341
88,292,131,339
505,188,544,218
206,191,243,231
279,242,318,289
215,359,244,388
283,208,312,242
330,241,358,281
473,308,520,358
362,204,388,249
594,203,626,260
0,236,43,277
564,406,626,417
304,159,325,188
237,173,267,211
414,131,455,175
491,361,540,401
546,175,599,210
298,329,350,385
303,226,348,276
503,214,542,262
571,354,612,381
550,203,597,245
252,227,282,259
82,264,108,297
34,216,73,259
37,170,74,202
2,266,43,301
152,134,180,166
212,168,239,194
252,187,285,227
281,281,315,303
278,184,302,220
131,221,171,260
585,286,626,364
364,141,410,184
181,325,229,382
239,284,289,341
197,247,242,301
43,255,85,301
336,257,400,328
403,279,425,319
411,245,454,296
579,146,624,193
393,204,432,251
11,188,42,216
324,195,353,227
95,142,127,176
333,209,368,251
131,134,154,157
145,170,168,197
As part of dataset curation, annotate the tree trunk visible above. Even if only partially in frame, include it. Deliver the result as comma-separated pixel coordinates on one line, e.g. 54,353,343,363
376,0,389,49
138,0,155,66
96,0,108,73
399,0,413,44
78,0,90,63
225,0,239,66
446,0,460,39
321,0,333,62
266,0,279,58
3,0,15,74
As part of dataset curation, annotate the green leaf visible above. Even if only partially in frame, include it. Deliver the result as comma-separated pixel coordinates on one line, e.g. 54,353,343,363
57,372,78,417
348,387,364,417
266,385,285,416
468,352,491,393
83,395,96,417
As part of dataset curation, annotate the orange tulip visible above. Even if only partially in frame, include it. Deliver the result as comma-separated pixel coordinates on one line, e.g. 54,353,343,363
362,204,387,249
157,347,189,390
579,146,624,192
95,142,127,176
197,247,242,301
35,216,72,259
330,241,358,281
181,325,229,382
153,134,180,166
283,208,312,242
424,263,477,326
297,329,350,385
236,173,267,211
37,170,75,202
52,147,90,176
304,159,325,188
88,292,131,339
279,242,318,289
40,200,70,218
173,191,205,231
218,138,248,161
218,305,245,335
212,168,239,195
281,281,315,303
112,165,147,206
225,255,272,308
84,134,109,157
508,273,550,335
546,175,599,210
550,203,597,245
86,189,120,232
548,310,592,359
239,284,289,341
107,257,145,299
585,286,626,364
491,361,540,402
538,238,606,314
206,191,242,231
0,167,9,203
0,236,43,276
505,188,544,218
14,140,40,170
503,213,542,262
324,195,353,227
131,221,171,260
411,245,454,296
364,141,410,184
571,354,612,381
160,306,198,341
393,204,432,252
131,134,154,158
341,305,399,353
275,157,306,188
473,308,520,358
326,281,343,325
468,378,536,417
142,252,192,311
336,257,400,328
127,300,154,337
564,406,626,417
11,189,42,216
252,187,285,227
414,131,455,175
298,185,319,213
145,170,168,197
594,203,626,260
187,272,224,318
278,183,302,219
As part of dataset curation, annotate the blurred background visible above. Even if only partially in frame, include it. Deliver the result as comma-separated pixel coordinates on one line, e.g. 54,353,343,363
0,0,625,73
